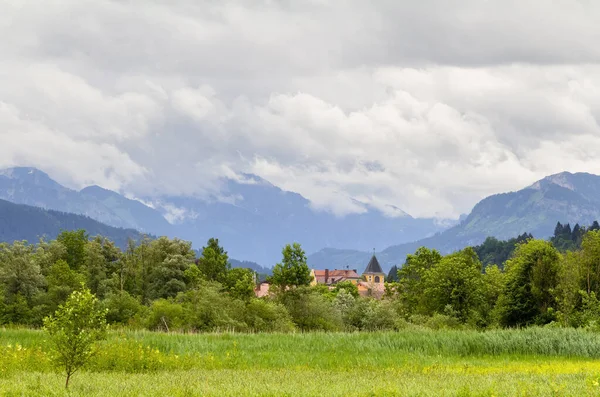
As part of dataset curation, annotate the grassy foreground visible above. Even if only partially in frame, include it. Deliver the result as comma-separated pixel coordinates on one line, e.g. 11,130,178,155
3,328,600,396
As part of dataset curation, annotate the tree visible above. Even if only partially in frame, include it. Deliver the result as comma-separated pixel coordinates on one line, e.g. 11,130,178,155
556,250,584,327
197,238,230,283
421,248,484,322
386,265,399,282
224,268,256,301
473,233,532,269
84,240,109,298
0,241,44,308
397,247,442,314
56,230,88,270
46,259,85,312
497,239,561,327
481,264,505,326
580,230,600,295
43,286,108,388
149,253,191,300
333,280,359,298
270,243,311,291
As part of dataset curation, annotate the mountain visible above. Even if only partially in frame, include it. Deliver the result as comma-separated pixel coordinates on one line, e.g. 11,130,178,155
0,199,143,248
0,167,169,233
80,185,172,233
308,172,600,272
0,167,450,265
150,175,450,265
229,259,272,275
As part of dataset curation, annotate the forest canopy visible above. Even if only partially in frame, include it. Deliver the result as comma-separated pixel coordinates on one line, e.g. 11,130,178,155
2,222,600,332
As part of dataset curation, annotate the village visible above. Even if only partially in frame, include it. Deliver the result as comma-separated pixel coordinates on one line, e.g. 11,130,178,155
255,254,387,298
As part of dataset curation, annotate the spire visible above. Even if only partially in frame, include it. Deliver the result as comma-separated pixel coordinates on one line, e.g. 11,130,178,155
364,254,384,274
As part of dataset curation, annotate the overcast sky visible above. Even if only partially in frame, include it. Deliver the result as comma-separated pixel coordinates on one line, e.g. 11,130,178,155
3,0,600,219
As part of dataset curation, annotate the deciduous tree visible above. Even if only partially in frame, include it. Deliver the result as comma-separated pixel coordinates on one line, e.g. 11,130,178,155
44,286,108,388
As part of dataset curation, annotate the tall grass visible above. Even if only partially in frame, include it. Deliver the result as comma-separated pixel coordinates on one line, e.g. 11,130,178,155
3,327,600,371
4,328,600,395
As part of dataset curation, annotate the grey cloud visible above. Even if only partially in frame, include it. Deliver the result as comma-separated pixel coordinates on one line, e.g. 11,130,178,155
3,1,600,219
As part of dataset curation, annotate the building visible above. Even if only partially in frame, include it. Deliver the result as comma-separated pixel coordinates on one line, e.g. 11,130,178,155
309,254,387,298
310,269,361,286
254,281,271,298
362,254,385,285
357,254,386,298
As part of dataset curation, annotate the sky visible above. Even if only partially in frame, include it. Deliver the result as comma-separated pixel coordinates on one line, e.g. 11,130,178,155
2,0,600,219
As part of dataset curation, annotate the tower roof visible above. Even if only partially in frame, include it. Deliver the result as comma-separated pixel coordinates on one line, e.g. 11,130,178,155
364,255,384,274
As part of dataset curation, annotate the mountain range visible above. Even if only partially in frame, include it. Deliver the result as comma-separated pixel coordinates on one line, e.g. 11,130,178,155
3,167,600,273
0,167,450,265
308,172,600,272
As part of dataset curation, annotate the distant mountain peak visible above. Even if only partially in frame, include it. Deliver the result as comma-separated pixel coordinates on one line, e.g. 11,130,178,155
0,166,46,178
0,167,62,189
528,171,600,193
539,172,576,191
80,185,120,200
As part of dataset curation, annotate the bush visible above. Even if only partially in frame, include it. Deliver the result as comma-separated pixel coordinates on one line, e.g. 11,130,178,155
279,288,343,331
145,299,187,332
244,299,295,332
102,291,143,325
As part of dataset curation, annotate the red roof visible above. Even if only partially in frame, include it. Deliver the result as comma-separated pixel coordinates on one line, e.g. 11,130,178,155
312,269,360,285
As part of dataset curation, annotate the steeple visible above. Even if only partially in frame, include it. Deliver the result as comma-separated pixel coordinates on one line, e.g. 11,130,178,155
364,254,384,274
363,253,385,284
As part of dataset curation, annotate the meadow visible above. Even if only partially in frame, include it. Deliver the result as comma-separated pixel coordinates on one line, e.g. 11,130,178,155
2,328,600,396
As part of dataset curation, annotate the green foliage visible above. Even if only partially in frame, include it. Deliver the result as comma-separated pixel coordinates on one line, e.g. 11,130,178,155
46,259,85,313
0,241,45,324
224,267,256,301
270,243,311,290
244,299,296,332
102,291,143,325
7,225,600,334
332,280,359,298
579,230,600,295
279,287,343,331
43,287,108,388
197,238,230,283
343,298,399,331
386,265,399,282
397,247,442,314
551,221,594,252
497,239,561,327
57,230,88,270
473,233,532,269
421,248,484,322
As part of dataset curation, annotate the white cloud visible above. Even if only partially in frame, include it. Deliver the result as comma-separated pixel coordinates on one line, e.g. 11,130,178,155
3,1,600,219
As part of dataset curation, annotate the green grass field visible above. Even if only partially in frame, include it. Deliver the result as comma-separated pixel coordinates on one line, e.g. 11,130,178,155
3,328,600,396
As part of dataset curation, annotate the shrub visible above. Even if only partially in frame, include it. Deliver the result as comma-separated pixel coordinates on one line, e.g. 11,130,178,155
102,291,143,325
244,299,296,332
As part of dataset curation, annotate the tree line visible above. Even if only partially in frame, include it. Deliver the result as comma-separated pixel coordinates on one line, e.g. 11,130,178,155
4,222,600,332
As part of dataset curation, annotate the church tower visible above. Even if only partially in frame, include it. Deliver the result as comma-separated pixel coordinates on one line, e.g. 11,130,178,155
363,254,385,285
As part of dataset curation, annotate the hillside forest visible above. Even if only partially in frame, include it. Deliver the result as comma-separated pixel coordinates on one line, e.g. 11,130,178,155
2,221,600,332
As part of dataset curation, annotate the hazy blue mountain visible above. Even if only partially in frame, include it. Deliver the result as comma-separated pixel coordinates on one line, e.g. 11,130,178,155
151,175,450,265
0,167,126,227
308,172,600,272
80,185,172,234
229,259,272,275
0,167,166,233
0,199,143,248
0,167,450,266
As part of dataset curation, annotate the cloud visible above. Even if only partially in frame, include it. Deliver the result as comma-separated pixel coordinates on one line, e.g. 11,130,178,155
3,1,600,218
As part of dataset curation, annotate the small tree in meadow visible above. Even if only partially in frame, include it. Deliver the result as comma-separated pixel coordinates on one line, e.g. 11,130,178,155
43,286,108,388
